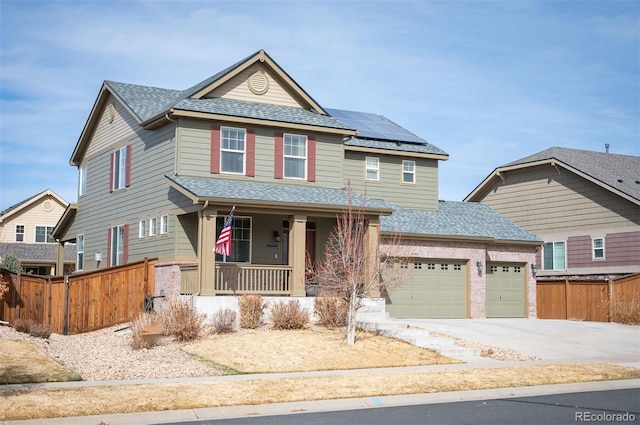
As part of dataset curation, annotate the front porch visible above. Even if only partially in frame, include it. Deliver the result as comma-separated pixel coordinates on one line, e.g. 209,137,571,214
180,263,293,295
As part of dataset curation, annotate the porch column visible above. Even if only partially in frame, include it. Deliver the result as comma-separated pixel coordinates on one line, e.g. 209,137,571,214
55,241,65,276
198,207,217,295
289,214,307,297
364,217,381,298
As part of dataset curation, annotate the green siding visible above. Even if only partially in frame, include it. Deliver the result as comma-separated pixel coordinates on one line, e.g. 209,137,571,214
343,151,439,211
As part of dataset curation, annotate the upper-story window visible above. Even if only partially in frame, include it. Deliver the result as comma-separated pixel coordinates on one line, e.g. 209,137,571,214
160,215,168,235
139,220,146,238
15,225,25,242
543,241,566,271
592,237,605,260
149,217,157,237
111,145,131,192
221,127,246,174
79,166,87,196
284,134,307,179
402,160,416,184
366,157,379,181
35,225,55,243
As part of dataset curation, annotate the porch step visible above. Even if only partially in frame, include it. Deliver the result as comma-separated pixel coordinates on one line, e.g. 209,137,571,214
357,318,482,359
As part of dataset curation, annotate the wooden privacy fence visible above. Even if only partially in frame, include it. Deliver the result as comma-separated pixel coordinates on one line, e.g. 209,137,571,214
0,258,156,334
537,273,640,322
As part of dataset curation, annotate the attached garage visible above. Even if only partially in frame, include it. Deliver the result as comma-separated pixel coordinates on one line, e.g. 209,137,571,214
486,263,526,318
386,260,467,318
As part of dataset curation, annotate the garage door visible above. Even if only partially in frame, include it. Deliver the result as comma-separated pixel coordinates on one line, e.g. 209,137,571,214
486,263,525,318
386,260,467,318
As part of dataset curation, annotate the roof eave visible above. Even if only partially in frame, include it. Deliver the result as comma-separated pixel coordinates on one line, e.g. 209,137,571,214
344,145,449,161
166,110,357,136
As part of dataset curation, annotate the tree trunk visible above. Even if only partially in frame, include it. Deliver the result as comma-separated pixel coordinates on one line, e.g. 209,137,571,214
346,291,359,345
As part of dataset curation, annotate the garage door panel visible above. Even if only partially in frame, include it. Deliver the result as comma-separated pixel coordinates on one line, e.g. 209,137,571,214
486,263,525,318
387,260,467,319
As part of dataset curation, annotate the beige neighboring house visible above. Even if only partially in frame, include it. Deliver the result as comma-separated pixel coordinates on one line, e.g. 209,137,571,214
0,189,76,275
465,147,640,279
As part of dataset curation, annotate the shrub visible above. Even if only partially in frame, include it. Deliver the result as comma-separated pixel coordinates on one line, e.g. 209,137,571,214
238,294,267,329
12,318,32,334
130,312,160,350
270,300,310,330
157,295,206,342
211,309,237,333
0,274,9,302
609,298,640,325
28,323,52,339
314,295,348,328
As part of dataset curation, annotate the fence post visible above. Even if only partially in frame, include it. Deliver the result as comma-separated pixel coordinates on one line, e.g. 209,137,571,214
143,257,149,295
607,278,614,322
14,271,21,320
63,275,70,335
48,276,53,328
564,278,570,320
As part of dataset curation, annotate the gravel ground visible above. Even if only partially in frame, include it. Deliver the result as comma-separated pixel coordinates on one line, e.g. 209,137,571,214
0,323,222,381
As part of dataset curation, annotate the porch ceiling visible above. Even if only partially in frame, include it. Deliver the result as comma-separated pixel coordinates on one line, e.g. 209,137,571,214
165,174,394,215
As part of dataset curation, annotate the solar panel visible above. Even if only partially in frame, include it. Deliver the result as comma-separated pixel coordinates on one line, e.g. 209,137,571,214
326,108,425,144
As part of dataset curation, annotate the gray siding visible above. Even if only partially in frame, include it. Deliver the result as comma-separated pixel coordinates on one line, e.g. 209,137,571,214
176,118,344,189
343,151,439,211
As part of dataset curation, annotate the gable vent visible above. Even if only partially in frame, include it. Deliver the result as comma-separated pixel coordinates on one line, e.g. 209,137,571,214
247,71,269,95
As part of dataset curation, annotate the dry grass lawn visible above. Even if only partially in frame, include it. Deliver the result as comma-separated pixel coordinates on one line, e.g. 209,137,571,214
0,340,81,384
2,363,638,421
183,328,458,373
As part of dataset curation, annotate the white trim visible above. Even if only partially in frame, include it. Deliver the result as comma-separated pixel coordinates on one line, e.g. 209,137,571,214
365,156,379,181
139,219,146,238
149,217,157,237
283,133,307,180
15,224,25,242
542,241,566,271
76,234,84,271
34,224,55,244
402,160,416,184
220,126,247,175
160,215,168,235
592,237,605,261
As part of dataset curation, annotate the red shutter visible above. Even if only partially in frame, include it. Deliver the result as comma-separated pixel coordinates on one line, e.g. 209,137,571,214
109,152,114,192
106,228,112,267
210,125,221,174
274,131,283,179
123,224,129,264
125,145,132,187
246,128,255,177
307,135,316,182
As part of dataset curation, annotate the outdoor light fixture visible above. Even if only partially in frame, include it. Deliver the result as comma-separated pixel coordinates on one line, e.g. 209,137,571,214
531,263,537,274
476,261,483,274
273,231,280,242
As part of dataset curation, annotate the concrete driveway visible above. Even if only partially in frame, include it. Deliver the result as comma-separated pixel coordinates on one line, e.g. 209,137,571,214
405,319,640,365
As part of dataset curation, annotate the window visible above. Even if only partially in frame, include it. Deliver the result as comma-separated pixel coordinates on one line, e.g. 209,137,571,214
441,263,449,271
112,146,128,191
35,226,55,243
15,225,24,242
283,134,307,179
215,216,251,263
160,215,168,235
79,166,87,196
366,157,379,181
543,241,566,270
77,234,84,271
139,220,146,238
402,160,415,184
149,217,157,237
514,266,521,273
414,262,423,270
109,225,126,266
454,264,462,271
220,127,246,174
593,238,605,260
502,266,510,272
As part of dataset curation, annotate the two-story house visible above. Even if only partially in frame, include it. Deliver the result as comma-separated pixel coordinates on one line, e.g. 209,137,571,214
465,147,640,279
54,50,541,319
0,189,75,275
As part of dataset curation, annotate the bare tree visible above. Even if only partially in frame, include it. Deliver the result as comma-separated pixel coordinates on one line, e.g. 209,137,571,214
309,188,411,345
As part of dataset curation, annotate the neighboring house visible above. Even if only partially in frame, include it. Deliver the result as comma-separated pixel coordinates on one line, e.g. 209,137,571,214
465,147,640,279
54,49,540,319
0,189,76,275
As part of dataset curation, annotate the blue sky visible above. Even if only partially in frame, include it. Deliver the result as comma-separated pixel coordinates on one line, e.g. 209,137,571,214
1,0,638,211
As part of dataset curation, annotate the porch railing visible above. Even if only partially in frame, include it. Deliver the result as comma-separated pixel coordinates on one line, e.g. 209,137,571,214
180,264,292,295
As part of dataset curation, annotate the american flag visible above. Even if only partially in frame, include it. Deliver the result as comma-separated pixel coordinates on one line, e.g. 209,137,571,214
214,206,235,256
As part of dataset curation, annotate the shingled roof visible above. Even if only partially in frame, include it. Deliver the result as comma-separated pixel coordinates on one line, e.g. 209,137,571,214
0,243,76,263
503,147,640,201
381,201,542,243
